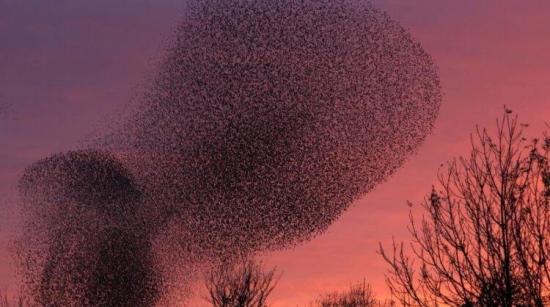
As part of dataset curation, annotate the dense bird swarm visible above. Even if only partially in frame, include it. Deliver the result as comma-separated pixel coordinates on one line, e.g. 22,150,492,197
17,0,441,305
18,150,161,306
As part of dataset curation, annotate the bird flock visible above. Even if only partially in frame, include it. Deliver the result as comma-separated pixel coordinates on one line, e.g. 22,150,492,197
17,0,441,305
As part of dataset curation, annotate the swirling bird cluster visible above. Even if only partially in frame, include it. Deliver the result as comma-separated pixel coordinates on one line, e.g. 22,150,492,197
17,0,441,305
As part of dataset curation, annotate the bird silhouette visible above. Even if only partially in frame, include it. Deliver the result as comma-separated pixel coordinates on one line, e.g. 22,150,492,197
504,105,513,114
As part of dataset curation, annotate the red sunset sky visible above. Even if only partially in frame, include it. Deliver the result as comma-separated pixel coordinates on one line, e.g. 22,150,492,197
1,0,549,305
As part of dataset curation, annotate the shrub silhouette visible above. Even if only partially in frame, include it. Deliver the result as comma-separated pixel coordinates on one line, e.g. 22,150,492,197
313,280,385,307
205,259,278,307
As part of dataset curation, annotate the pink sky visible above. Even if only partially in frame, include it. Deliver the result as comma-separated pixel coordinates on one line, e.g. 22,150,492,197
1,0,549,305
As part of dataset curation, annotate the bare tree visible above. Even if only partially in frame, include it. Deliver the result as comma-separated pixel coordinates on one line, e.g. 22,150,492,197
379,113,550,306
205,259,278,307
313,280,389,307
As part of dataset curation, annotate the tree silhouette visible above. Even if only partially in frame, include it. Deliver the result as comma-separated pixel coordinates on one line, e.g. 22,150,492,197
313,280,388,307
379,113,550,306
205,259,278,307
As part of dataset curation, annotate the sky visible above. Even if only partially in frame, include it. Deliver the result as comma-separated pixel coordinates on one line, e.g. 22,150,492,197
1,0,550,305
